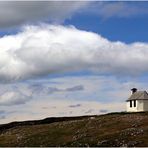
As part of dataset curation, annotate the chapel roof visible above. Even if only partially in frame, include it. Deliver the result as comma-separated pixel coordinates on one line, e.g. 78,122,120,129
127,91,148,101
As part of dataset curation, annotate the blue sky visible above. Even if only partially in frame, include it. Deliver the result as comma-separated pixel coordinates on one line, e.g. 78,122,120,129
64,3,148,43
0,1,148,123
66,16,148,43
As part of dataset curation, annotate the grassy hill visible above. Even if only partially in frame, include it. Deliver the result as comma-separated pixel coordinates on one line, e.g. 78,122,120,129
0,112,148,147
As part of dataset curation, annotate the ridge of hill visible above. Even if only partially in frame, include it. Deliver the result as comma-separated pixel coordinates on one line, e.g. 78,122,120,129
0,112,148,147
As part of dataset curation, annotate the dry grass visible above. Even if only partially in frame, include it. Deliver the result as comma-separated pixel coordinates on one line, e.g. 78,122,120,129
0,112,148,147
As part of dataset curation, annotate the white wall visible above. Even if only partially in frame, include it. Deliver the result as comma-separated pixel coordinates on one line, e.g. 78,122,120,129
143,100,148,111
126,100,148,112
137,100,144,112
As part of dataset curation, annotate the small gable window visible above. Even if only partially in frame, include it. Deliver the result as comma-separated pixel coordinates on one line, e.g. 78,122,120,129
134,100,136,107
130,100,132,107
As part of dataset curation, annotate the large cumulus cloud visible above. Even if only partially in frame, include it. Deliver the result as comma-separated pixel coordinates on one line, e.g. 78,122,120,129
0,24,148,82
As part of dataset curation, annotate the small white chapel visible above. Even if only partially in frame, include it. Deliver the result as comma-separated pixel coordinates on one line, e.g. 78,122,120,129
126,88,148,112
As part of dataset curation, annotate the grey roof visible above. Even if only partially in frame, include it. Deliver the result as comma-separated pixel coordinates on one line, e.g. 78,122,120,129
127,91,148,101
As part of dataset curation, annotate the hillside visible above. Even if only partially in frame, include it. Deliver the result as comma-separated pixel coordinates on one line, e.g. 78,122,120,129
0,112,148,147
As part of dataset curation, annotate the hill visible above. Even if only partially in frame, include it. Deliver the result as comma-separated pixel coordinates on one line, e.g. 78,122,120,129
0,112,148,147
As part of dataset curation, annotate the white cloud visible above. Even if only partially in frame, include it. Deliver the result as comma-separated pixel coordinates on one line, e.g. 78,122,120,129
0,90,32,106
0,1,90,28
0,24,148,82
0,82,84,106
0,74,146,109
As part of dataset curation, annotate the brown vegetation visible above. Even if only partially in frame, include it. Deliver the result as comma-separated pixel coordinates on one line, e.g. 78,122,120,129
0,112,148,147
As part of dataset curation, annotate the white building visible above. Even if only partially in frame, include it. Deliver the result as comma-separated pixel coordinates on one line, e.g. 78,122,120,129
126,88,148,112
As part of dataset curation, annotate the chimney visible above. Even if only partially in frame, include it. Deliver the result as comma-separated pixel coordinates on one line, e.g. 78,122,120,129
131,88,137,94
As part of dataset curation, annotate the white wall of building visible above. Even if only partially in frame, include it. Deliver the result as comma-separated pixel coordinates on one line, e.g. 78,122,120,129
143,100,148,111
126,100,148,112
137,100,144,111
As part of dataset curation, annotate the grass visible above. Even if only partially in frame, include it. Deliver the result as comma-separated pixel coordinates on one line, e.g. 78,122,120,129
0,112,148,146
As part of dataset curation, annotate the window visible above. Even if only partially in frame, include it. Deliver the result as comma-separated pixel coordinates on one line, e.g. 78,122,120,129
130,100,132,107
134,100,136,107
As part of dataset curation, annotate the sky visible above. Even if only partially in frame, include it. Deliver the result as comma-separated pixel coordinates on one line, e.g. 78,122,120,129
0,1,148,124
